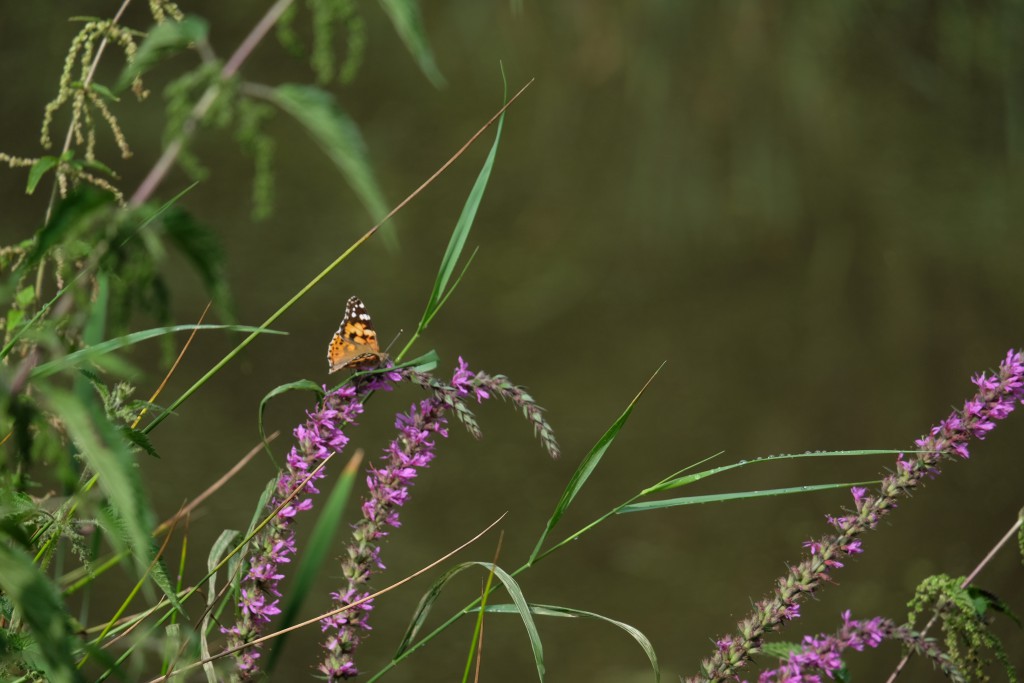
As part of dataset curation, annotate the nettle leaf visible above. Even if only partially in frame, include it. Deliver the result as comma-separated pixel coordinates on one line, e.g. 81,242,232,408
376,0,445,87
121,427,160,458
88,82,119,102
271,84,389,231
27,156,60,194
0,544,83,683
117,15,209,91
159,206,233,317
27,187,116,269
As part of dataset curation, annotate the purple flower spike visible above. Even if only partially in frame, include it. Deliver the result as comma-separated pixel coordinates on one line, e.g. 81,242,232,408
690,350,1024,682
226,375,397,681
751,612,963,683
319,358,558,679
319,383,451,680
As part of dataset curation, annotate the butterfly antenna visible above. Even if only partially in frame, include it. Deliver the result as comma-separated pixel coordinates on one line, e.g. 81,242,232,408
384,329,403,354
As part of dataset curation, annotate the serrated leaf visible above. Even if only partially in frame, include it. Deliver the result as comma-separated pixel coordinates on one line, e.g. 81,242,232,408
0,544,84,683
160,206,233,318
41,387,181,616
271,84,390,233
25,187,115,268
26,156,60,194
117,16,209,91
121,427,159,458
376,0,445,87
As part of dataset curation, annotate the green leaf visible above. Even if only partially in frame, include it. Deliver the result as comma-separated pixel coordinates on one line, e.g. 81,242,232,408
968,587,1022,627
418,92,505,332
29,323,284,379
529,365,663,563
24,187,115,269
41,387,183,618
160,206,233,318
6,308,25,335
760,641,801,659
618,480,881,514
395,562,544,679
15,285,36,308
79,157,117,177
88,82,119,102
266,455,360,672
121,427,160,458
480,603,660,681
644,450,903,495
117,15,209,91
258,380,324,456
271,84,390,233
0,544,84,683
376,0,446,87
27,156,60,194
202,529,239,683
83,270,109,347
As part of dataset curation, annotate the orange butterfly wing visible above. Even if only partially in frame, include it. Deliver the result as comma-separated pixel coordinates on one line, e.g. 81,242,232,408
327,296,387,373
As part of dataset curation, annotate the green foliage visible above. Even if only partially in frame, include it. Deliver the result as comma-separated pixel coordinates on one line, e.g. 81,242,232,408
909,574,1018,682
162,60,227,182
270,83,389,227
0,544,84,683
376,0,445,87
0,1,494,680
277,0,368,85
117,15,209,91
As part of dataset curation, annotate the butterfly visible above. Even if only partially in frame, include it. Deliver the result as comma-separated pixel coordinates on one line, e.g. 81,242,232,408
327,296,389,373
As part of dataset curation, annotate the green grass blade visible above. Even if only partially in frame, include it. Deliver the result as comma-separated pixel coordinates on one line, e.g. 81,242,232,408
258,380,324,457
461,552,499,683
644,450,904,495
271,84,391,242
265,454,361,672
30,324,283,379
143,226,379,435
393,561,544,680
619,480,882,514
376,0,446,87
202,530,239,683
481,603,660,681
529,364,664,564
0,544,83,683
416,81,506,336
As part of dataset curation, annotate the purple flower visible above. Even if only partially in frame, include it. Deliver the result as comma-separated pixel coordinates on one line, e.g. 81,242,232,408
319,379,451,681
226,376,396,680
691,350,1024,682
750,611,959,683
319,358,560,680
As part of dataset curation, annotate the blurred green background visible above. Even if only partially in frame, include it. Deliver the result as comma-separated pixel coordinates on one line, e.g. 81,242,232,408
3,2,1024,680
